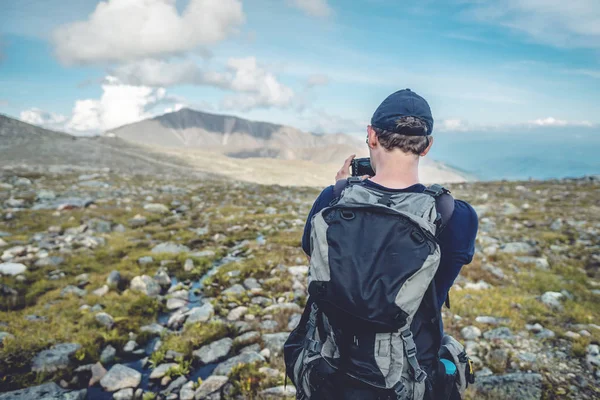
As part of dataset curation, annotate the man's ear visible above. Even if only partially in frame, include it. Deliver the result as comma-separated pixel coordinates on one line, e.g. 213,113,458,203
421,136,434,156
367,126,378,149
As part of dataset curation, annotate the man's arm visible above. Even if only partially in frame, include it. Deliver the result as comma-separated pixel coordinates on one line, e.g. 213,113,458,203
434,200,479,309
301,185,336,257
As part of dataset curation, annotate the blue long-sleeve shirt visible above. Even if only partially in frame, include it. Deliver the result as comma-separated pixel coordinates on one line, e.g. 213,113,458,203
301,180,478,309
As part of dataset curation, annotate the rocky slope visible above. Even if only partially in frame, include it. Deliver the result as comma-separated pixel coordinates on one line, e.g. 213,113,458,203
0,167,598,399
106,108,365,165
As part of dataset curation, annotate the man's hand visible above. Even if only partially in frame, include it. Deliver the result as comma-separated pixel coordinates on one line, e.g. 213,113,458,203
335,154,356,182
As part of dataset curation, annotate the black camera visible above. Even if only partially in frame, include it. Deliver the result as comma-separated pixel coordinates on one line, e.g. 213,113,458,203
351,157,375,177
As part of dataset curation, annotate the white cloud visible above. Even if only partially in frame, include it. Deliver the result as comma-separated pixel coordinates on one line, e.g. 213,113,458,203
112,57,296,111
462,0,600,49
528,117,593,127
67,76,172,133
53,0,245,64
164,103,186,114
20,108,68,131
289,0,333,18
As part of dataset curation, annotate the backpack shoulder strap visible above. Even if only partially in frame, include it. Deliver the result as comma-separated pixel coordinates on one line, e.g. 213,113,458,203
332,177,363,199
423,184,455,236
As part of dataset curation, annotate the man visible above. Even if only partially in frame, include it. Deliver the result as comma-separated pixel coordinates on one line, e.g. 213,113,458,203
287,89,478,399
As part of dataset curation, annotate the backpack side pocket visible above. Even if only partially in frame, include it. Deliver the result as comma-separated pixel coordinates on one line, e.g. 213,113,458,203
439,334,475,396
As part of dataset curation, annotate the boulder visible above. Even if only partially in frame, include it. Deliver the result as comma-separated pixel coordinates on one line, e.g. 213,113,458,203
0,382,86,400
32,343,81,373
193,338,233,364
185,303,214,325
95,312,114,329
194,375,228,399
149,363,178,380
151,242,190,254
130,275,161,296
0,262,26,276
100,364,142,392
475,373,542,400
262,333,289,356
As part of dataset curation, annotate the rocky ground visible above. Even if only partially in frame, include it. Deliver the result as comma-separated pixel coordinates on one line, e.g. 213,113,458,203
0,167,598,400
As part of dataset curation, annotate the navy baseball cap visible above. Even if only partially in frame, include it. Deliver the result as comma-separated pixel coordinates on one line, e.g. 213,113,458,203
371,89,434,136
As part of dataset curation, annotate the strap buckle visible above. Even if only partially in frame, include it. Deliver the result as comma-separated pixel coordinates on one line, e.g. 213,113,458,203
393,381,407,399
305,339,323,353
414,369,427,383
423,184,449,198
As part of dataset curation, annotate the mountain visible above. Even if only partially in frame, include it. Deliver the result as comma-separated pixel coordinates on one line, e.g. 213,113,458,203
107,108,365,164
0,112,468,186
0,114,200,177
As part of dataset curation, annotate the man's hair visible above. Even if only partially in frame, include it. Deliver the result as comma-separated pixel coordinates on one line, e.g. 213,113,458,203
372,116,430,155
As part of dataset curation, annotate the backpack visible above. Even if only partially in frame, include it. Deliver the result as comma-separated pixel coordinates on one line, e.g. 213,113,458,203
284,178,474,400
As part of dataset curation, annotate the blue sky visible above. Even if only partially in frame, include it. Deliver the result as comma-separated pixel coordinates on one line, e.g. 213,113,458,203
0,0,599,136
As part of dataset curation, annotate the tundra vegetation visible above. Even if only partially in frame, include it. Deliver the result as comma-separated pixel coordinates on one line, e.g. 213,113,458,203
0,169,598,399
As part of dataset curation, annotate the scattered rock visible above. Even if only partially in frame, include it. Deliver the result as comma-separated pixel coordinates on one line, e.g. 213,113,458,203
95,312,114,329
540,291,563,308
185,303,214,325
89,362,107,386
100,364,142,392
0,262,27,276
113,388,134,400
500,242,537,255
130,275,161,296
92,285,109,297
227,306,248,321
150,363,178,380
106,270,121,287
461,326,482,340
475,373,542,400
193,338,233,364
100,345,116,364
0,383,86,400
32,343,81,373
144,203,170,214
194,375,228,399
483,327,514,341
151,242,190,254
262,332,289,356
260,386,297,399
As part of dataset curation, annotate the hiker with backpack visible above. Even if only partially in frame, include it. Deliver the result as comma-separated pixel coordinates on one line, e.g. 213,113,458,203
284,89,478,399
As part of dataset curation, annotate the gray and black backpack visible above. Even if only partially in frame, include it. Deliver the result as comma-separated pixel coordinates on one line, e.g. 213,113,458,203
285,178,474,400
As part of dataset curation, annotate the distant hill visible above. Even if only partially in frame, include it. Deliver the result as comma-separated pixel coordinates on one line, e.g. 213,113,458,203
107,108,365,164
0,114,200,176
0,113,468,186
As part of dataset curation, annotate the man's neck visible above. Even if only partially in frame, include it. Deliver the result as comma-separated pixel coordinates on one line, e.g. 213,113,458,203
369,157,420,189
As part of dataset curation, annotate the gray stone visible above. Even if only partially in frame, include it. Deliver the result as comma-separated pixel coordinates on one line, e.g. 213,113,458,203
151,242,190,254
475,373,542,400
587,344,600,367
180,381,196,400
234,331,261,347
92,285,109,297
130,275,161,296
193,338,233,364
154,268,172,287
222,284,245,296
260,320,279,332
107,270,121,287
32,343,81,373
262,332,289,356
60,285,87,298
194,375,228,399
141,323,166,336
100,364,142,392
475,316,504,325
167,297,188,310
35,256,65,268
287,314,302,331
461,326,482,340
540,291,563,308
163,375,187,395
123,340,137,353
150,363,178,380
500,242,537,255
483,327,514,340
87,219,112,233
138,256,154,266
243,277,261,290
89,362,107,386
260,386,296,398
227,306,248,321
213,352,265,376
100,345,116,364
128,215,147,228
0,262,26,276
184,259,194,272
535,328,555,339
515,257,550,270
185,303,214,325
95,312,114,329
144,203,170,214
113,388,134,400
0,382,86,400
